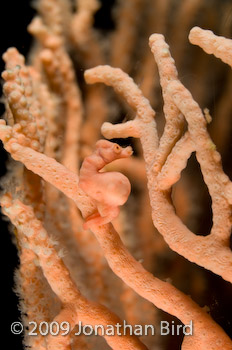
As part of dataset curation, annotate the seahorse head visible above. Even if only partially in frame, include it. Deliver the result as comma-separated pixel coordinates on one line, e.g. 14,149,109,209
96,139,133,162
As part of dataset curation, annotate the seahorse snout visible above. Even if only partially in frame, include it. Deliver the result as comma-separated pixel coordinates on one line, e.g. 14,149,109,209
122,146,133,157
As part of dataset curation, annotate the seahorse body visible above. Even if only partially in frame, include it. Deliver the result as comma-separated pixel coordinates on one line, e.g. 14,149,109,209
79,140,133,228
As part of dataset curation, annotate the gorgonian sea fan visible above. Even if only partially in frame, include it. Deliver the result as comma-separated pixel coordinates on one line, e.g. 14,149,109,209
1,1,232,349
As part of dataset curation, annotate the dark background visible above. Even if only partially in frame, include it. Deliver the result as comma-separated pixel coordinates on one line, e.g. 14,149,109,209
0,1,35,349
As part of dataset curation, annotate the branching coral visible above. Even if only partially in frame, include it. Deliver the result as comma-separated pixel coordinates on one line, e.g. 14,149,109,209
1,1,232,350
85,31,232,283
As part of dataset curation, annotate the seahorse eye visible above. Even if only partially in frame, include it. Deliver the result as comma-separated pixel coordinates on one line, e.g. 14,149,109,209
114,144,121,153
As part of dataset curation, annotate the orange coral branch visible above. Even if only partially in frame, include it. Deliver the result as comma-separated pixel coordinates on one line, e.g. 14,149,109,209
189,26,232,66
1,194,148,350
1,129,231,348
85,59,232,283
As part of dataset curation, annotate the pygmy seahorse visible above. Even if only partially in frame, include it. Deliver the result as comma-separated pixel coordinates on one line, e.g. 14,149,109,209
79,139,133,229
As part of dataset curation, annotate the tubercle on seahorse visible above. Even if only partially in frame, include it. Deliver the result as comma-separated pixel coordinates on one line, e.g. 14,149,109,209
79,139,133,229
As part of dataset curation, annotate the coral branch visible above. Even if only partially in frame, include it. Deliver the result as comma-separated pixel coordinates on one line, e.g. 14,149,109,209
1,194,147,350
189,27,232,66
90,224,232,350
0,133,80,206
149,34,185,171
168,80,231,242
157,132,195,190
86,41,232,283
85,66,158,165
85,66,156,123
